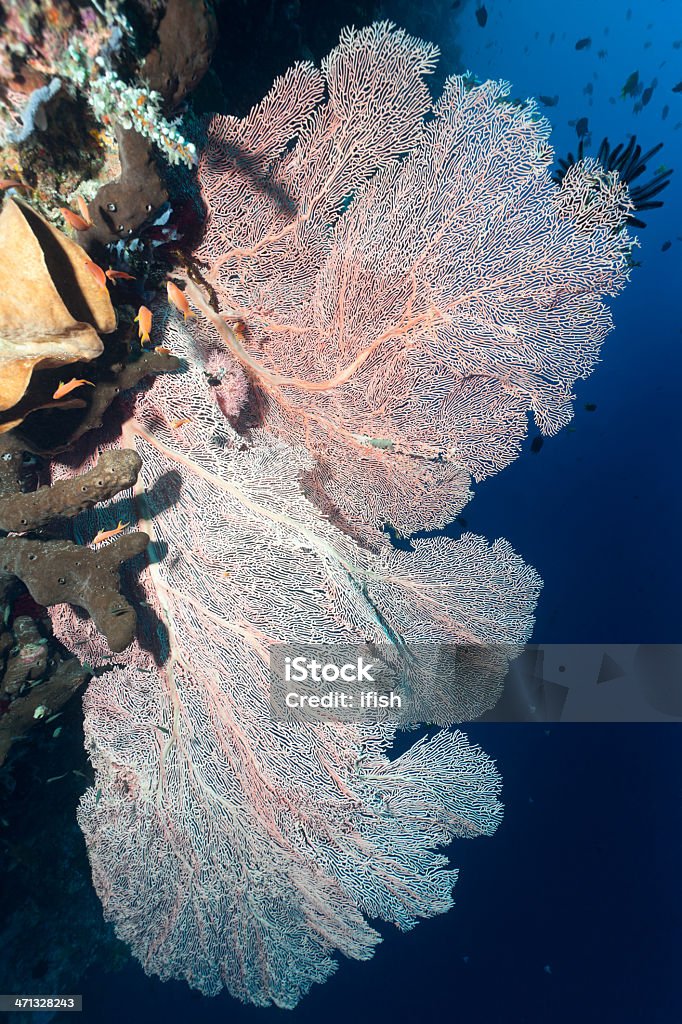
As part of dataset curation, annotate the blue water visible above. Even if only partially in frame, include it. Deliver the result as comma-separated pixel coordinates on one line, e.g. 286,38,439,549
81,725,680,1024
21,0,682,1020
386,0,682,645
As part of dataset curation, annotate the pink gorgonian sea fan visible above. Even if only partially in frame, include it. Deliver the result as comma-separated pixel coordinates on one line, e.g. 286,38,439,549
46,18,632,1010
189,21,633,540
51,307,540,1007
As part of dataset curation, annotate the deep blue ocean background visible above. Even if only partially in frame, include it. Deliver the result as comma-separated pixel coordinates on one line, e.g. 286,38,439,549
3,0,680,1021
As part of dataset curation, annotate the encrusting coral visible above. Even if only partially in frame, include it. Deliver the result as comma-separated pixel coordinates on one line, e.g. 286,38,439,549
1,1,217,243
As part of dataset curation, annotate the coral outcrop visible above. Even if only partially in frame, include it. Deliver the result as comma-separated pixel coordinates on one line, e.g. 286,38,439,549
1,1,217,240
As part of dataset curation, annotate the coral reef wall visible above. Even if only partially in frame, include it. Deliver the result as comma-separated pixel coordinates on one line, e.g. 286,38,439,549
47,23,631,1008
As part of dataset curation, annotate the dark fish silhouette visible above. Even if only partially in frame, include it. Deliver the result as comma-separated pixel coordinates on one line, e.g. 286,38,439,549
661,240,671,251
475,4,488,27
584,403,597,412
621,71,641,98
662,105,669,119
530,435,544,454
455,515,468,529
673,82,682,93
641,81,657,106
673,40,682,49
539,94,559,107
584,82,594,96
575,117,589,138
575,37,591,50
597,49,607,59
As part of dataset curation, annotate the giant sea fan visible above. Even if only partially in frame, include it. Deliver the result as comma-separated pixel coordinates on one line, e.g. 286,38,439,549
51,309,540,1006
191,21,633,540
47,20,632,1009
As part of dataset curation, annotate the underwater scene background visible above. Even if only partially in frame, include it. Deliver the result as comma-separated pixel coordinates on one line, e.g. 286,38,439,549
0,0,680,1022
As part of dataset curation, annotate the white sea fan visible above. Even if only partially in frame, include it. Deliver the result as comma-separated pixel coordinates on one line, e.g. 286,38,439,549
43,16,633,1008
51,309,539,1007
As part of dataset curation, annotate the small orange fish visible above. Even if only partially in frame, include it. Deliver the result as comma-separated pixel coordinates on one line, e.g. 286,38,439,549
135,305,153,344
76,194,93,227
167,281,195,319
170,417,191,429
0,179,27,191
60,207,91,232
53,378,95,400
233,320,246,338
83,257,107,289
92,520,129,545
155,346,172,356
106,268,136,283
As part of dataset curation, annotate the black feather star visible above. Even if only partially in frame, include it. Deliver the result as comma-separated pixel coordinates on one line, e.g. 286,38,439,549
553,135,673,228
